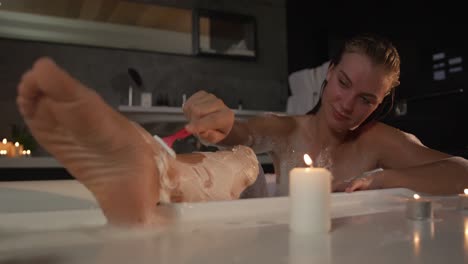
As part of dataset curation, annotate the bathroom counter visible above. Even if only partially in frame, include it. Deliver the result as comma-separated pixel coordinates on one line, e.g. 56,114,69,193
0,181,465,264
0,157,62,168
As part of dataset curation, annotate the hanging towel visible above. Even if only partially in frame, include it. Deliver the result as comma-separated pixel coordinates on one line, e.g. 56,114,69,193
286,60,330,115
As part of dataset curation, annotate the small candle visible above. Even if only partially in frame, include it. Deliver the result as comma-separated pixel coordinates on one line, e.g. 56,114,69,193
406,194,433,220
12,142,23,157
289,154,332,234
0,139,14,158
458,189,468,210
0,139,7,152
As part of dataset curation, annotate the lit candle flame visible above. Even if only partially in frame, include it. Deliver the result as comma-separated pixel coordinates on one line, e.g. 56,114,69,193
303,154,313,166
413,194,420,200
2,138,6,144
14,142,19,147
465,189,468,195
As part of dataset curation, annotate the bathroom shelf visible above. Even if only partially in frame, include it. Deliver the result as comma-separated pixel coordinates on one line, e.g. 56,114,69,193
118,105,285,124
0,157,62,168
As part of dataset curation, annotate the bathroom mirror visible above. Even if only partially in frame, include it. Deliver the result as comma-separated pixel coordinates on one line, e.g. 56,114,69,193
0,0,193,55
193,9,257,60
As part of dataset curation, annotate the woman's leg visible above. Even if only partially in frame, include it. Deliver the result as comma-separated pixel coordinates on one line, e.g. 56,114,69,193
17,58,258,227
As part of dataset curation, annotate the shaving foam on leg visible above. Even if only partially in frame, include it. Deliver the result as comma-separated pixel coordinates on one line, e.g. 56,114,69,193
172,145,259,202
152,134,178,203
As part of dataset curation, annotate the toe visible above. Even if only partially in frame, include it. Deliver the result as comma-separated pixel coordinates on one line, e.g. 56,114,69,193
17,70,42,100
32,57,88,102
16,96,37,119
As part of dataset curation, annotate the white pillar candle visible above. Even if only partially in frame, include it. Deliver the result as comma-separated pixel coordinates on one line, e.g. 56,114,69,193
289,154,332,234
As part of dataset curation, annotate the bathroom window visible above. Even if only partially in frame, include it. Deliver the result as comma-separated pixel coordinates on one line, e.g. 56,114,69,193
0,0,193,54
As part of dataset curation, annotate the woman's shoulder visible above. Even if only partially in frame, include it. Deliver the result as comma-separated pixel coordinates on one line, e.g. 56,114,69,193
357,121,423,147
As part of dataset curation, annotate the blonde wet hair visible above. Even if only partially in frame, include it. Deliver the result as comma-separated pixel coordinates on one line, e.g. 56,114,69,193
333,33,401,89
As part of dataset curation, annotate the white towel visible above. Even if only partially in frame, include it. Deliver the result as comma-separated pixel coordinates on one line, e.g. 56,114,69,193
287,61,330,115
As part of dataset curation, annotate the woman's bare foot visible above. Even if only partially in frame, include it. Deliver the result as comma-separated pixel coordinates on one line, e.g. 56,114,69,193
17,57,162,226
16,57,260,227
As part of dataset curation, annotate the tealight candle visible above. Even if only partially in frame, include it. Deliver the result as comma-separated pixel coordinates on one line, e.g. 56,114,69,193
457,189,468,210
12,142,23,157
0,138,7,152
0,138,14,158
289,154,332,234
406,194,433,220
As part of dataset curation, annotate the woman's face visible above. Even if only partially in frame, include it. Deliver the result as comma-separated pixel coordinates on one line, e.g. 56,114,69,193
322,52,392,132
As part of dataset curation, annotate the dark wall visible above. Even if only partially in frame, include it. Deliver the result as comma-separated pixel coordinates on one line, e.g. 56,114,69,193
0,0,288,152
286,1,467,157
286,1,328,72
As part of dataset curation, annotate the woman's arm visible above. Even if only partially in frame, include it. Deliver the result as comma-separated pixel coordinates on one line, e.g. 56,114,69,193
377,156,468,195
183,90,295,153
348,123,468,195
219,114,296,153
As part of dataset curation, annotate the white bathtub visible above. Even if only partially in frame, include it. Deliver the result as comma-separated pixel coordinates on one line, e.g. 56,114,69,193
0,180,464,264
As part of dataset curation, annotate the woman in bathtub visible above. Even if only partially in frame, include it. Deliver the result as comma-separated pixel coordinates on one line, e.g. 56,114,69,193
16,57,261,227
183,33,468,196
